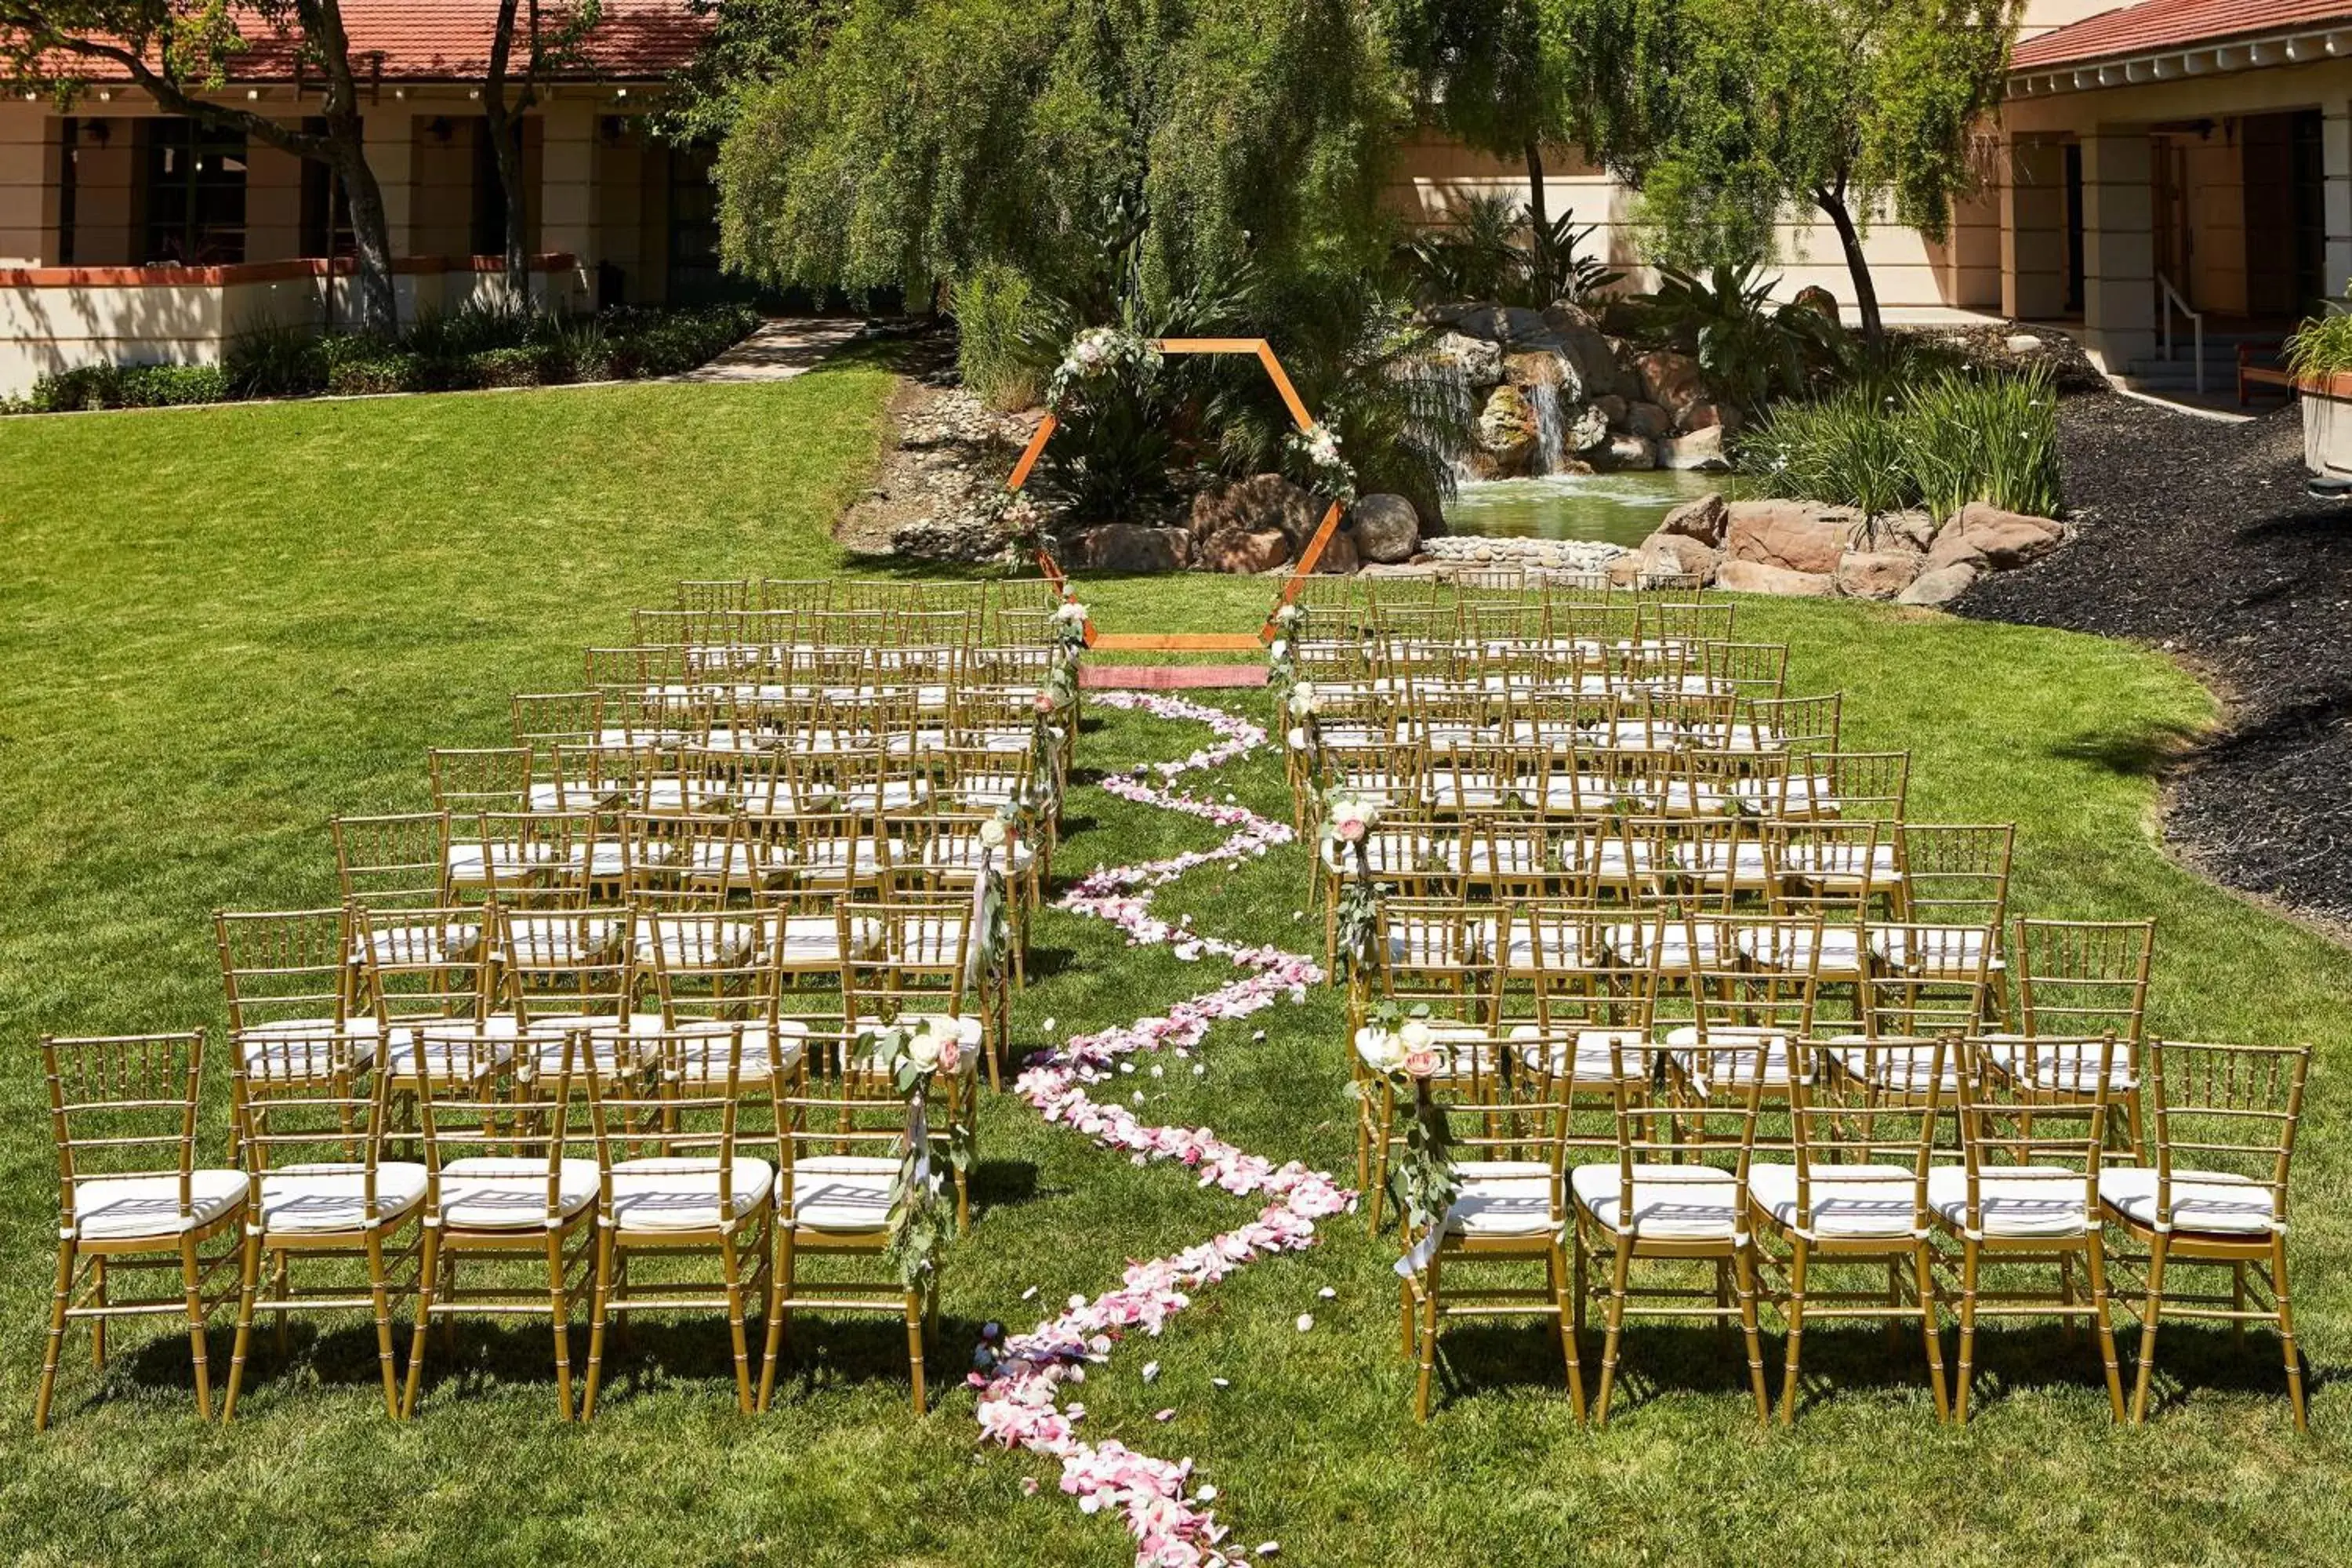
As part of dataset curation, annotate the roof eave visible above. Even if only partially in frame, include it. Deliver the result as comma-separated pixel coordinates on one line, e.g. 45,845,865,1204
2008,20,2352,96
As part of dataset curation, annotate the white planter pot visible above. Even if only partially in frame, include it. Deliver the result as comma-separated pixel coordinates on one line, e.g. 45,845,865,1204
2299,375,2352,479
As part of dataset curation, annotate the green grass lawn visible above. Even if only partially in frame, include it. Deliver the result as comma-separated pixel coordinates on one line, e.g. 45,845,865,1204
3,375,2350,1565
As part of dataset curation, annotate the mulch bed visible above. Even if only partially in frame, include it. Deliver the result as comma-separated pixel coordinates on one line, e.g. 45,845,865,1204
1957,392,2352,922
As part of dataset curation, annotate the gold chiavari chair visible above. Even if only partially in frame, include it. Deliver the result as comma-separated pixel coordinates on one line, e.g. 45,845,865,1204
2100,1039,2311,1428
760,1020,951,1415
429,746,532,817
1704,641,1788,702
1643,597,1735,646
619,809,755,911
1762,818,1884,1009
512,691,604,782
1730,690,1842,761
642,905,813,1089
840,893,990,1138
580,1027,780,1417
215,907,374,1081
1668,913,1825,1101
1884,824,2015,1019
1392,1025,1607,1421
472,808,608,909
494,902,639,1098
35,1030,249,1430
1750,1033,1953,1423
333,811,456,913
1357,902,1502,1226
1931,1034,2127,1422
1821,922,1994,1103
401,1029,599,1419
222,1028,423,1420
758,576,832,613
1985,917,2157,1150
549,740,667,816
1571,1038,1773,1425
677,579,753,613
351,902,504,1096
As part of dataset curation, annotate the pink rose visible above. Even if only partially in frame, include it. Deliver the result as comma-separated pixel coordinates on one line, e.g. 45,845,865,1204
938,1035,964,1076
1336,817,1366,843
1403,1047,1442,1081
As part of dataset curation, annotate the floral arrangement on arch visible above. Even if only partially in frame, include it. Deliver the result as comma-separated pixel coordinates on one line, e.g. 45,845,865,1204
1353,1003,1460,1237
1284,420,1357,503
1046,326,1163,415
866,1015,982,1294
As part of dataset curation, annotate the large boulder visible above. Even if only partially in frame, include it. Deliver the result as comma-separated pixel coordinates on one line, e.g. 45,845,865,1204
1874,510,1937,553
1717,558,1838,597
1679,398,1738,435
1476,384,1541,476
1502,350,1569,390
1197,527,1292,575
1723,499,1864,575
1835,549,1926,601
1351,494,1421,564
1943,502,2064,569
1657,492,1730,546
1538,303,1621,399
1311,529,1360,575
1658,426,1730,471
1564,401,1611,453
1638,530,1721,585
1068,523,1189,574
1632,350,1708,425
1594,393,1629,428
1624,401,1674,440
1897,562,1980,607
1595,433,1657,471
1445,303,1552,346
1432,331,1504,389
1188,474,1319,548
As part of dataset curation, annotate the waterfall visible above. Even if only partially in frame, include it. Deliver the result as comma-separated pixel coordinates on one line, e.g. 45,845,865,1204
1529,381,1565,476
1426,354,1484,485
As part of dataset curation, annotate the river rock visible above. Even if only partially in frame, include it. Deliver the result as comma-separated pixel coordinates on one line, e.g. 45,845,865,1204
1659,426,1730,470
1352,494,1420,564
1596,434,1657,471
1446,303,1552,346
1503,350,1568,390
1069,523,1189,573
1565,401,1611,453
1638,530,1721,585
1197,526,1291,574
1679,398,1737,434
1477,385,1541,476
1188,474,1319,547
1537,303,1621,399
1625,401,1673,439
1717,558,1838,597
1792,285,1840,323
1633,350,1708,425
1658,492,1730,546
1724,499,1864,575
1835,549,1926,600
1312,530,1361,574
1432,332,1504,388
1944,502,2064,568
1897,562,1980,606
1595,393,1629,427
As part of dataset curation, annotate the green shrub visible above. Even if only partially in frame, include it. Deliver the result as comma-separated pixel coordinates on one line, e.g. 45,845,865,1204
467,345,548,388
324,353,431,397
26,365,125,412
954,263,1045,409
2285,302,2352,383
224,321,328,398
114,363,232,408
1738,363,2060,523
1629,261,1846,417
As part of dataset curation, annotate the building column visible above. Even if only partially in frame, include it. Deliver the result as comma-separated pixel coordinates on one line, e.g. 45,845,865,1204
362,109,415,255
0,112,60,264
2325,100,2352,301
2002,136,2069,322
2081,127,2155,374
539,99,601,310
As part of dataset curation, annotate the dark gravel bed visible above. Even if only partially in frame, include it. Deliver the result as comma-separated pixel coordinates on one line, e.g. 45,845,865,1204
1957,393,2352,921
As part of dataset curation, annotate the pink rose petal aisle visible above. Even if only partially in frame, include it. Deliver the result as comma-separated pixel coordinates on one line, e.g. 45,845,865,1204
971,689,1352,1568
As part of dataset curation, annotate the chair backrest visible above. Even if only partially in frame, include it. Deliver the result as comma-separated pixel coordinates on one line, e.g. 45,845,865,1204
586,1026,778,1210
1819,751,1911,825
495,904,637,1025
1764,819,1882,921
353,903,495,1030
332,811,453,910
472,808,601,908
620,810,753,909
1787,1038,1947,1229
1374,898,1497,1022
1743,691,1842,759
42,1031,209,1228
413,1025,577,1220
1858,924,1993,1040
231,1029,395,1215
511,691,604,758
1704,641,1788,702
643,906,782,1029
1949,1034,2114,1233
840,896,975,1025
2144,1039,2310,1231
1680,913,1823,1054
215,907,354,1033
677,579,753,613
1596,1037,1771,1183
2012,917,2155,1047
1899,824,2014,930
428,747,532,815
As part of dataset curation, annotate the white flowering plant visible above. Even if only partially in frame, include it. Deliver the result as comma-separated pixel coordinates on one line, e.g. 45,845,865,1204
1045,327,1163,414
1284,421,1357,503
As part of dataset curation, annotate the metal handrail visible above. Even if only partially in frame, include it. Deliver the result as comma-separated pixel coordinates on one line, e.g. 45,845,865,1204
2157,271,2205,396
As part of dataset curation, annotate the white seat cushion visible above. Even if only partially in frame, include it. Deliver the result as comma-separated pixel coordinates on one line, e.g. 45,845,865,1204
1664,1025,1803,1088
1749,1161,1924,1240
1500,916,1588,971
72,1171,248,1240
238,1017,381,1076
257,1161,427,1234
1927,1165,2096,1238
1602,920,1719,969
435,1156,600,1229
1872,925,1997,973
1983,1036,2136,1093
608,1156,775,1232
1570,1162,1742,1240
1513,1025,1645,1083
1734,923,1864,975
1443,1162,1559,1238
786,1154,899,1232
383,1029,514,1083
1826,1040,1958,1095
2099,1167,2278,1236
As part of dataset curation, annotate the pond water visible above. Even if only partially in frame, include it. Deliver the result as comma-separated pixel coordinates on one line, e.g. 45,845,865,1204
1441,470,1746,547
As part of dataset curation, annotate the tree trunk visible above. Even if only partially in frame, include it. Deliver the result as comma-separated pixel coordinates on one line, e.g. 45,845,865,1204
1523,141,1548,234
332,135,399,336
484,0,535,303
1814,184,1883,347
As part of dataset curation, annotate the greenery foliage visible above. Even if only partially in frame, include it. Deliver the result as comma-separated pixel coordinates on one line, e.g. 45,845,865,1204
1627,260,1843,415
2285,298,2352,382
1738,361,2061,521
7,304,760,413
1401,193,1624,309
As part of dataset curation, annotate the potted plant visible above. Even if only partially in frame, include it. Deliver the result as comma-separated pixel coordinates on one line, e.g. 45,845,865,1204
2285,303,2352,493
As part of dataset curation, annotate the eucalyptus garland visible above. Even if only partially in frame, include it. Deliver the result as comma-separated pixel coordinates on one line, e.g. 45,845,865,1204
869,1017,982,1294
1353,1004,1460,1236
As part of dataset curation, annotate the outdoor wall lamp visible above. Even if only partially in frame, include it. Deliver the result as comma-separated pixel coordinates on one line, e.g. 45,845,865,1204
82,118,110,147
427,117,454,143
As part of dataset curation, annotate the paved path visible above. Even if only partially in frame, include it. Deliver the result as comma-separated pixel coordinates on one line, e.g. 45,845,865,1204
675,317,866,382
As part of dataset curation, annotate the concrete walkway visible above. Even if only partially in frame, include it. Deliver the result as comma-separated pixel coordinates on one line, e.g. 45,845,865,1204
675,317,866,382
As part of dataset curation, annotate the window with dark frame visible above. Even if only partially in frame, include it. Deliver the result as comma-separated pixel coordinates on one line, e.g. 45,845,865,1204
141,117,248,264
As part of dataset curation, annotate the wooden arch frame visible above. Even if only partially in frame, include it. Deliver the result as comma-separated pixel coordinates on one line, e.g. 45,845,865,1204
1006,337,1347,648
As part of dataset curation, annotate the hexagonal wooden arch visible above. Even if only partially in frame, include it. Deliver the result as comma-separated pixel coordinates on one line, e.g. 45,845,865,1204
1005,338,1346,651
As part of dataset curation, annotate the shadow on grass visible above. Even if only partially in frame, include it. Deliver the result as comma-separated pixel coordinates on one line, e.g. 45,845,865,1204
2047,719,2206,780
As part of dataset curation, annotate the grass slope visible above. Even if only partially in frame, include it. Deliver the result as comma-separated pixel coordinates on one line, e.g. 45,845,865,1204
0,379,2347,1565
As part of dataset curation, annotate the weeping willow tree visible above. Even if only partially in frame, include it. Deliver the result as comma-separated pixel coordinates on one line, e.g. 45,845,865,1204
1388,0,1570,230
715,0,1405,318
1551,0,2016,343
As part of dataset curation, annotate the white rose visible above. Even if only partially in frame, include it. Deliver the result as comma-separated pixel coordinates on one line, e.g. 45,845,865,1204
1398,1018,1434,1054
979,818,1009,848
1355,1025,1406,1075
1290,682,1319,717
904,1024,943,1072
955,1016,984,1047
1287,726,1308,750
1269,638,1288,659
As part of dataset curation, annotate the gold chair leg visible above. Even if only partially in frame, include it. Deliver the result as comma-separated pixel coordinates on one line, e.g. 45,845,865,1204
34,1239,74,1432
2129,1235,2169,1425
91,1255,107,1369
1777,1243,1808,1425
1595,1243,1632,1427
546,1233,576,1421
2085,1237,2125,1422
402,1229,441,1419
1914,1245,1950,1422
758,1230,795,1412
1736,1247,1769,1426
2274,1236,2307,1432
722,1232,753,1415
1552,1240,1586,1424
368,1230,401,1421
1955,1241,1980,1425
181,1233,214,1423
223,1229,265,1423
582,1229,615,1421
905,1288,928,1415
1413,1257,1441,1422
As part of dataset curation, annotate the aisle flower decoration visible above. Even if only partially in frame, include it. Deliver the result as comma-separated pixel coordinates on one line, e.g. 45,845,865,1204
1051,594,1091,655
1284,421,1356,503
1046,326,1163,414
1319,786,1384,985
1354,1003,1459,1238
867,1016,981,1293
1285,679,1322,759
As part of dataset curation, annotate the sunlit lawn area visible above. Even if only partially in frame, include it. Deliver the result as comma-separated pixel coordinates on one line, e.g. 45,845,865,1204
2,374,2348,1564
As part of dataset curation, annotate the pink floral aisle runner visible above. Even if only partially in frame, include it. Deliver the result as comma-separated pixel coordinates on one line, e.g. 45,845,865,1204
971,690,1352,1567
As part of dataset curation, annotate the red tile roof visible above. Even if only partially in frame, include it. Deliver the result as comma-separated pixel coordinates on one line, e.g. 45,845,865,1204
2013,0,2352,70
28,2,707,83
